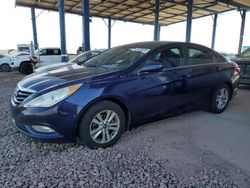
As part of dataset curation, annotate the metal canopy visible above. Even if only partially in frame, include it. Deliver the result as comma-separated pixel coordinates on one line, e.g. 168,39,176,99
16,0,250,26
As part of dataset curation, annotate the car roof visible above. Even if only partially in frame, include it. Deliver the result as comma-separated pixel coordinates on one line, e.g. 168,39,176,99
115,41,213,51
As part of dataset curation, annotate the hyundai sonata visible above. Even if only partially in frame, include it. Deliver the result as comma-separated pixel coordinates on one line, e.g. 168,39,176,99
10,42,240,148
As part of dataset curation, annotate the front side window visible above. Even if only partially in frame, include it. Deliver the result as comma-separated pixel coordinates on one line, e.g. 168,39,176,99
84,47,150,71
150,47,182,69
39,49,48,56
188,48,214,65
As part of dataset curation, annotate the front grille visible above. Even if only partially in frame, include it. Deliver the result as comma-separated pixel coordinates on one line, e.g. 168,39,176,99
13,86,35,105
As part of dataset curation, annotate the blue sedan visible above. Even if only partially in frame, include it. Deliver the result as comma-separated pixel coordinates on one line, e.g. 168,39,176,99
10,42,239,148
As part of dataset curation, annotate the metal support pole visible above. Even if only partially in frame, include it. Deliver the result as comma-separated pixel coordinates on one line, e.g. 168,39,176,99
108,18,111,48
58,0,67,62
158,25,161,41
186,0,193,43
238,10,246,55
82,0,90,52
211,13,218,50
154,0,160,41
31,7,38,50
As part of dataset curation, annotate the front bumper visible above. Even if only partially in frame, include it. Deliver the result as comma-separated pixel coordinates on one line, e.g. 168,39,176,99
12,119,67,142
10,98,80,143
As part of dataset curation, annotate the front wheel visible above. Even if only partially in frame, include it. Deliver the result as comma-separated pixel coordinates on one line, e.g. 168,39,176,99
0,64,11,72
78,101,126,149
210,84,230,113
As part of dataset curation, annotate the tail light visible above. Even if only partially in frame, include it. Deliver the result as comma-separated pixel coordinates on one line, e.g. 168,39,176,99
234,67,240,75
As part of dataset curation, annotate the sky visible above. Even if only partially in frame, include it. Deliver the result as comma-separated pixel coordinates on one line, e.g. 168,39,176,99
0,0,249,54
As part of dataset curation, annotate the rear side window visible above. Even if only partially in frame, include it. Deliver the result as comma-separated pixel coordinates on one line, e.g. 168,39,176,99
188,48,214,65
214,52,226,63
150,47,182,69
48,49,61,55
52,49,61,55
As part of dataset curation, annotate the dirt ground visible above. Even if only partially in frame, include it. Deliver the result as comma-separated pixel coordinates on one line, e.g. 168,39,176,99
0,71,250,187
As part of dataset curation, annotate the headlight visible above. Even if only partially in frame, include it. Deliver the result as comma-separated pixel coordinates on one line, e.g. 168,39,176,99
23,84,82,108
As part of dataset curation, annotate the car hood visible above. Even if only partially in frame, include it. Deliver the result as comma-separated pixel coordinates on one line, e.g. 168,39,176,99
18,64,118,92
35,62,72,73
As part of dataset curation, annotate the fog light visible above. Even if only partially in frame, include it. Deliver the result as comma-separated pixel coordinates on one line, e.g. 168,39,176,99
32,126,55,133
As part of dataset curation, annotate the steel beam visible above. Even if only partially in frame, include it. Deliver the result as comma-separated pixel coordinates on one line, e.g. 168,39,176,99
185,0,193,43
238,10,246,55
108,18,111,48
154,0,160,41
211,13,218,50
31,7,38,50
82,0,90,52
58,0,67,62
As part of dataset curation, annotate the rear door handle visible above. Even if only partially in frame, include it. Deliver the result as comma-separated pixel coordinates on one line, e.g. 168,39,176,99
182,74,190,80
215,67,222,71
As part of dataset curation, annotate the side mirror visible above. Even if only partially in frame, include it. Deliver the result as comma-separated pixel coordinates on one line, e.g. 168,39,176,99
138,62,163,74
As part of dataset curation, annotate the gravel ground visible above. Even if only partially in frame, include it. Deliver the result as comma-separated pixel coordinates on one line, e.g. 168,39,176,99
0,72,249,187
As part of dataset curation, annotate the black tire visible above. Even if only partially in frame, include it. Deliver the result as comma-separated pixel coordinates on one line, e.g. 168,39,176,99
79,101,126,149
0,64,11,72
20,62,33,75
210,84,231,113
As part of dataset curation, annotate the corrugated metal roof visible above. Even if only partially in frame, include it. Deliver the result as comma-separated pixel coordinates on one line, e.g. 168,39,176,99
15,0,250,26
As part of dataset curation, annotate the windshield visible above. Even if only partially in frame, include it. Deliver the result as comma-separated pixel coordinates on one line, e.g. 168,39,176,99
84,46,150,70
240,48,250,58
69,51,102,65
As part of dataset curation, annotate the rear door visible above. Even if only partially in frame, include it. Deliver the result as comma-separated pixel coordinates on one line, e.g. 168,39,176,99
182,44,223,104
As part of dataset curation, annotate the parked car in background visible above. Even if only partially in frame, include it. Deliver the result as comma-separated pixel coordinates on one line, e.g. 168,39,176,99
233,48,250,84
10,42,239,149
11,47,76,75
0,54,12,72
34,49,105,73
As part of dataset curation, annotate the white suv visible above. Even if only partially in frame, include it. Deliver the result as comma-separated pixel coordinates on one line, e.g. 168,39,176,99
11,48,63,74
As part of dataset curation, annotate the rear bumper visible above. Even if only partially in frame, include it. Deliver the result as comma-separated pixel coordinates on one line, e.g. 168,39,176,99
231,74,240,98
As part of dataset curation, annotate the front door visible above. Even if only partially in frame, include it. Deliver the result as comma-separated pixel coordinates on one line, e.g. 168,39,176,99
134,45,193,121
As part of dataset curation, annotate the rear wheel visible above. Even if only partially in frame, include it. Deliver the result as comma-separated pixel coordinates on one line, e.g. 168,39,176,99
20,62,33,75
78,101,126,149
0,64,11,72
210,84,230,113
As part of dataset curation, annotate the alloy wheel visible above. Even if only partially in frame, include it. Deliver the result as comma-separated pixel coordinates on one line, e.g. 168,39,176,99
216,88,229,110
90,110,120,144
